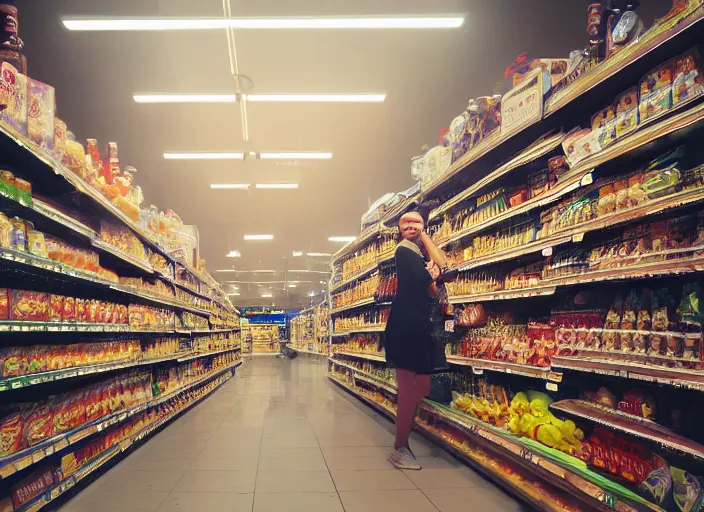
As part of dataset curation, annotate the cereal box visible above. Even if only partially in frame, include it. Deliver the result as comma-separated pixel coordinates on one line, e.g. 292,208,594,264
27,78,55,151
0,62,27,136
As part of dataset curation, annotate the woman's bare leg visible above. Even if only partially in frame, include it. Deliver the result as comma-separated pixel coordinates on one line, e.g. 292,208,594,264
394,368,417,449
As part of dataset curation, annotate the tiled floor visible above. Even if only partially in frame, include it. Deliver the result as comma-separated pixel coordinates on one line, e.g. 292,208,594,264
60,356,526,512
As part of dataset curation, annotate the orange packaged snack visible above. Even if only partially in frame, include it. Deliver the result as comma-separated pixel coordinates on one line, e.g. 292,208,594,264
0,412,24,457
10,290,49,322
22,404,54,446
48,294,63,322
0,288,9,319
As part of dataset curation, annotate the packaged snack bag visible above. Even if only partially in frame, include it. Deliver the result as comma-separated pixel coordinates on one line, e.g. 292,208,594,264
0,411,24,456
672,47,704,106
639,61,673,123
27,78,55,151
22,404,54,446
615,87,639,138
0,62,27,135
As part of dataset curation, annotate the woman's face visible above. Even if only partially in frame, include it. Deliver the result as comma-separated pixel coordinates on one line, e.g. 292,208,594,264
399,212,424,241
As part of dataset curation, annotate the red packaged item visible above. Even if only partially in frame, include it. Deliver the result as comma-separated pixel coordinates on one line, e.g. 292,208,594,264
62,296,75,322
85,386,105,422
10,290,49,322
1,346,27,377
75,298,86,323
0,288,9,319
23,404,54,446
48,294,63,322
509,189,529,207
11,470,55,510
0,412,24,457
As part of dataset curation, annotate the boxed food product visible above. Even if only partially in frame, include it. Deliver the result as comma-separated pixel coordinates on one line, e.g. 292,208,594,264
639,61,673,122
11,470,55,510
614,87,639,138
27,78,55,151
0,62,28,135
10,290,49,322
53,117,67,162
563,128,602,166
672,47,704,106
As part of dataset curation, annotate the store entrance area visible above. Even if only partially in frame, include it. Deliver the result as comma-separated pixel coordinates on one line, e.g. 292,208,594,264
60,357,522,512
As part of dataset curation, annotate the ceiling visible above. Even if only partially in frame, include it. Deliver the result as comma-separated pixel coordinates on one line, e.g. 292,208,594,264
16,0,674,307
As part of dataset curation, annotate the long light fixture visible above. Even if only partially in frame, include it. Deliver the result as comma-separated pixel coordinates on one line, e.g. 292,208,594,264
62,16,465,31
292,251,303,257
211,183,250,189
135,93,385,103
255,183,299,189
261,293,273,298
226,250,241,258
329,236,356,243
244,235,274,241
260,152,332,160
165,151,331,160
307,252,332,257
165,152,244,160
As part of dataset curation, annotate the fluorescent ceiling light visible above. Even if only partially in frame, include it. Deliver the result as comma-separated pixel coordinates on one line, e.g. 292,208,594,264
287,284,297,288
211,183,250,189
227,292,241,296
135,94,236,103
308,291,317,297
255,183,299,189
226,250,241,258
329,236,356,242
292,251,303,257
288,269,331,274
245,94,385,103
135,93,385,103
307,252,332,257
62,16,465,31
260,152,332,160
166,152,244,160
244,235,274,241
261,293,273,298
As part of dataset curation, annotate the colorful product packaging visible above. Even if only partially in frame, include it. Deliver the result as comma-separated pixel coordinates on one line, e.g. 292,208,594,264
0,62,27,136
10,290,49,322
639,60,673,123
27,78,55,151
614,87,639,138
591,104,617,148
672,47,704,107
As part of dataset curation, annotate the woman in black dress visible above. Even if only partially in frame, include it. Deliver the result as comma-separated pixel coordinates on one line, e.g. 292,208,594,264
385,211,447,470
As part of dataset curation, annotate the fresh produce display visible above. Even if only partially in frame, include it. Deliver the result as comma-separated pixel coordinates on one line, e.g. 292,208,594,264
326,4,704,511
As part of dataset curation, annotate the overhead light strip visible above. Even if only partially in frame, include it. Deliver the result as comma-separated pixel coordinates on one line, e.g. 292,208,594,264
255,183,297,190
165,151,331,160
135,93,385,103
328,236,357,242
244,235,274,241
211,183,250,189
62,16,465,31
166,152,244,160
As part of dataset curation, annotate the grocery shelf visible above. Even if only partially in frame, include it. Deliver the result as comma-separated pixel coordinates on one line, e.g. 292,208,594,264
329,358,397,394
90,239,155,275
0,320,132,334
420,7,704,203
331,324,386,337
449,249,704,305
430,132,567,222
13,364,238,512
550,399,704,460
437,99,704,252
447,355,563,383
0,360,243,481
329,297,377,315
419,401,659,512
551,355,704,391
329,263,379,293
451,185,704,274
332,224,380,263
328,374,593,512
0,348,241,392
544,6,704,116
332,350,386,362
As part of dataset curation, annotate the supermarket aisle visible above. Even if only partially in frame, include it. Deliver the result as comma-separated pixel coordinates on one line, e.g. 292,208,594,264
60,357,524,512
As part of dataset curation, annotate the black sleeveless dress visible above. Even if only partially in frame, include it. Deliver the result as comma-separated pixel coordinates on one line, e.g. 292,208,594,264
383,241,434,375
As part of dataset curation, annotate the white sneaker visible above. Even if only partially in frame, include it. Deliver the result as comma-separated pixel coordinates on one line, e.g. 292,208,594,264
387,447,422,470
